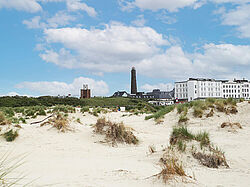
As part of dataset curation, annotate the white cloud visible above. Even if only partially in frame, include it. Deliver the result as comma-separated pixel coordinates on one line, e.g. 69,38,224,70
16,77,109,96
141,83,173,92
138,44,250,80
66,0,97,17
131,15,146,27
23,11,76,29
211,0,250,4
38,23,250,80
40,23,169,72
121,0,203,12
0,0,42,13
219,4,250,38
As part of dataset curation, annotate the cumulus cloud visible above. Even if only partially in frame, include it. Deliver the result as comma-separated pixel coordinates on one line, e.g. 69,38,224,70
38,22,250,80
0,0,42,13
23,11,76,29
40,23,168,72
16,77,109,96
211,0,250,4
120,0,204,12
219,4,250,38
138,44,250,79
141,83,173,92
66,0,97,17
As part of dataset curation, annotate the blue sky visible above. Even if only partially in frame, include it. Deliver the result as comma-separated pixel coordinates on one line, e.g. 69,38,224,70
0,0,250,97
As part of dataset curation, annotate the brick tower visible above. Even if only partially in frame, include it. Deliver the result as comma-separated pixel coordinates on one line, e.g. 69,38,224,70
80,84,91,99
131,67,137,94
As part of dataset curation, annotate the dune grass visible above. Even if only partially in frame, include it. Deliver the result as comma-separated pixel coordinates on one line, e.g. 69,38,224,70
0,153,26,186
94,118,139,145
158,157,186,183
169,126,228,168
41,113,71,132
145,105,175,120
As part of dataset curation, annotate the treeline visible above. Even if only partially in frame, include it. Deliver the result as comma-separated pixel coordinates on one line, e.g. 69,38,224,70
0,96,148,108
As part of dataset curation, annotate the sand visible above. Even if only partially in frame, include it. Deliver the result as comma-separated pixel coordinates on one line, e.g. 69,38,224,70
1,102,250,186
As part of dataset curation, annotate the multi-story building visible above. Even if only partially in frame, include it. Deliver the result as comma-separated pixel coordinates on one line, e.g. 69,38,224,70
222,79,250,99
175,78,250,102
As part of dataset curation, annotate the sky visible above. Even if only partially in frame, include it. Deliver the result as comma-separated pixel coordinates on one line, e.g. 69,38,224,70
0,0,250,97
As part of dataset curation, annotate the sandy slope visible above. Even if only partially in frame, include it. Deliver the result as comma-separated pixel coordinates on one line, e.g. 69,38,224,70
1,102,250,186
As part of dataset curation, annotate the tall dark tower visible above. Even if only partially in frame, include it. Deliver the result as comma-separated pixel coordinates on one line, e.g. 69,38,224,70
131,67,137,94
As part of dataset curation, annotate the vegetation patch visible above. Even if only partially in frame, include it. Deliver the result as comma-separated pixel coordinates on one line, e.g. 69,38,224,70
178,114,189,124
193,107,203,118
145,105,175,120
53,105,75,113
3,129,19,142
94,118,139,145
192,147,229,168
169,126,229,169
0,112,10,126
41,113,71,132
157,149,186,183
170,126,194,145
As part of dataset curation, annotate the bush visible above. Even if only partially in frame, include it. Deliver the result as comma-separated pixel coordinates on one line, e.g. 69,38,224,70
3,130,18,142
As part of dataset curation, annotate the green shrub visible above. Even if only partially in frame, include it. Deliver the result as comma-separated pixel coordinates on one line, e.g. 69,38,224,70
3,130,19,142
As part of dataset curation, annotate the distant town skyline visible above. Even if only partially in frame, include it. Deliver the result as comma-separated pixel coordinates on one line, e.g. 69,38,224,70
0,0,250,97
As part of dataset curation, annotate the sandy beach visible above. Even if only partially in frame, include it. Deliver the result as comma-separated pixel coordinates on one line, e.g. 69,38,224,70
1,102,250,186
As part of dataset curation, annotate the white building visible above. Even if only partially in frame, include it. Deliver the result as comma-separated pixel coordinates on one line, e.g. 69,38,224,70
222,79,250,99
175,78,250,102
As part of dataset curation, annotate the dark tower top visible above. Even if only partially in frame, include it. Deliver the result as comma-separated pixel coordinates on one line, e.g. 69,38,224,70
131,67,137,94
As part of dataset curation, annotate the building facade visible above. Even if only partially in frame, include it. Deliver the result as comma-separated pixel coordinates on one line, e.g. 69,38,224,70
222,79,250,99
80,84,91,99
146,89,175,99
175,78,250,102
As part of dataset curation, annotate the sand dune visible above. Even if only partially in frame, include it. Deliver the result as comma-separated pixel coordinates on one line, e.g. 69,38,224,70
1,102,250,186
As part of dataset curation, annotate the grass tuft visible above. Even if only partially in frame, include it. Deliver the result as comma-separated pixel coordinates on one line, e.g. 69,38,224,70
41,113,71,132
94,118,139,145
170,126,194,145
158,153,186,183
